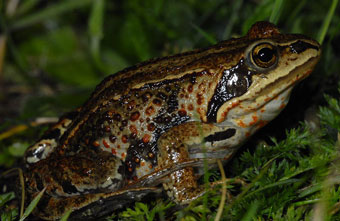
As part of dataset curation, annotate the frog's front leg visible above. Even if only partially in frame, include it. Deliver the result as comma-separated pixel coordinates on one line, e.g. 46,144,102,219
157,121,239,204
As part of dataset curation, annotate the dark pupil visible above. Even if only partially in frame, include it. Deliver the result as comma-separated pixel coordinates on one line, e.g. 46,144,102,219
258,47,275,62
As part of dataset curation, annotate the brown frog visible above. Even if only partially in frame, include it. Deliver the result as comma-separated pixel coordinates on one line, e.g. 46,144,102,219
23,21,321,219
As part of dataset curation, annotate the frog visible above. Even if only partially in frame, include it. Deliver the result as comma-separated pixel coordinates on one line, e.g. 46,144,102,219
23,21,321,220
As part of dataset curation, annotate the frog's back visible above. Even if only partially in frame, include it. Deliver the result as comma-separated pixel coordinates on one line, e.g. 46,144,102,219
56,43,245,179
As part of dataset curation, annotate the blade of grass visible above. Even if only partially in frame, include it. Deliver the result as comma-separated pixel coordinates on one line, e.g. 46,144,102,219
1,168,25,218
223,154,280,215
10,0,93,30
317,0,338,44
286,0,307,26
241,200,260,221
191,23,217,45
0,36,6,78
19,187,46,221
88,0,106,73
60,210,72,221
214,160,227,221
15,0,40,17
243,178,300,198
5,0,19,17
222,0,243,39
269,0,284,24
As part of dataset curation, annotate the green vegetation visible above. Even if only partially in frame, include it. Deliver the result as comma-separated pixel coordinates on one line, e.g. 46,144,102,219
0,0,339,220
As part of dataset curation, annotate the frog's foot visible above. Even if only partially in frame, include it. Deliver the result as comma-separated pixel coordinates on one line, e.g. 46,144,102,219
31,187,160,220
162,166,206,204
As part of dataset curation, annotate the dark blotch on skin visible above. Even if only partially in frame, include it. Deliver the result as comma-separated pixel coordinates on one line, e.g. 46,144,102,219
41,128,61,140
34,173,44,191
61,180,79,194
62,110,80,121
113,114,122,121
289,40,319,54
109,135,117,143
156,92,167,100
207,59,254,122
124,140,158,179
167,93,178,113
130,111,140,121
36,194,51,214
204,128,236,142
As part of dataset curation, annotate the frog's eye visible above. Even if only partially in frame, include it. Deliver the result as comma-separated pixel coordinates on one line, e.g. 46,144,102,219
249,42,278,69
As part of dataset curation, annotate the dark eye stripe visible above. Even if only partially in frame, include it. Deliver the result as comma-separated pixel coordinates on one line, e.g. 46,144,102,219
207,59,254,123
288,40,320,54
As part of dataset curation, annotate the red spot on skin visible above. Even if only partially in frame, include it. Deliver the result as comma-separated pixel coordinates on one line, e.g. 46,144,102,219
146,106,155,116
237,120,247,128
129,125,138,135
248,115,258,126
107,110,114,117
196,93,203,105
117,145,121,149
258,120,268,128
143,134,151,143
121,152,126,158
127,100,136,110
147,123,155,131
264,97,271,102
221,101,240,120
122,135,128,143
148,164,153,169
196,108,206,121
92,141,100,147
260,109,265,113
178,109,187,117
111,148,117,155
188,84,193,93
103,139,110,148
153,99,162,106
279,103,286,109
130,111,140,121
104,126,111,132
188,104,194,111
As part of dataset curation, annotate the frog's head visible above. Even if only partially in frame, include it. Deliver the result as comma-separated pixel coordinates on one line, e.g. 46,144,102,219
210,22,320,135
